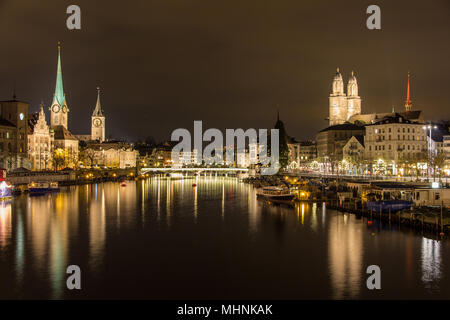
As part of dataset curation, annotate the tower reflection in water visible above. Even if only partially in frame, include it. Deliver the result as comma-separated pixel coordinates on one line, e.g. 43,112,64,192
328,212,362,299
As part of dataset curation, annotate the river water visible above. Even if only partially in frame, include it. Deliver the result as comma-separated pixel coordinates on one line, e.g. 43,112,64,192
0,177,448,299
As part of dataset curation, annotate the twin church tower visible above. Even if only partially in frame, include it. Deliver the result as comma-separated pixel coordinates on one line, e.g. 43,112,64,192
328,68,361,126
49,43,106,142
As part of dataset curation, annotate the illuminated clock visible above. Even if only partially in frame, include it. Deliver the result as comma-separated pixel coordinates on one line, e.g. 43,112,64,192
19,113,24,120
62,105,67,113
52,105,60,113
93,118,102,127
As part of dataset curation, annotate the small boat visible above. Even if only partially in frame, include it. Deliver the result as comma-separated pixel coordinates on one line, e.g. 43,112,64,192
28,181,60,194
256,186,295,201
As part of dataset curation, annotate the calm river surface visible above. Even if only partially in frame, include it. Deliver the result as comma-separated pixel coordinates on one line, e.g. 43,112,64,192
0,177,449,299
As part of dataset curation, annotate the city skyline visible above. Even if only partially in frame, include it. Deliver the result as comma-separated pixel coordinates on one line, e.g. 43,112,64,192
0,1,449,142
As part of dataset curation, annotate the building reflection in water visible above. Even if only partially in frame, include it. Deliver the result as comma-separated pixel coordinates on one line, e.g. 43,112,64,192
221,182,225,220
15,204,25,288
328,212,362,299
421,238,441,290
29,197,52,274
166,179,172,226
0,202,12,249
193,182,198,223
247,184,260,237
26,188,79,299
311,202,318,232
89,185,106,273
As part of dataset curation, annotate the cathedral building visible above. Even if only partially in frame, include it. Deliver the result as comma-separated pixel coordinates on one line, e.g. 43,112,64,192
329,68,361,126
49,43,79,168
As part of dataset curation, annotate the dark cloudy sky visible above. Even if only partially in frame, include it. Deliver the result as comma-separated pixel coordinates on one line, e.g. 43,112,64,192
0,0,449,141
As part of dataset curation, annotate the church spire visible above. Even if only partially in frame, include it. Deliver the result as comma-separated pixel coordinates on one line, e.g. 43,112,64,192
40,100,45,114
54,42,66,106
92,87,104,116
405,72,412,112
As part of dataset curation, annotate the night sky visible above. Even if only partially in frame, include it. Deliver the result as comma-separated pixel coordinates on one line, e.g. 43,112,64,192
0,0,449,142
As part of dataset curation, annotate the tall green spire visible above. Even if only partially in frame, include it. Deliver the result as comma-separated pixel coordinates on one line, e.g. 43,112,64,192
54,42,66,106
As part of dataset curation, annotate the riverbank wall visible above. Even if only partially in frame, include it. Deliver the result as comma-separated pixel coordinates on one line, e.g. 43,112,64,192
7,168,138,186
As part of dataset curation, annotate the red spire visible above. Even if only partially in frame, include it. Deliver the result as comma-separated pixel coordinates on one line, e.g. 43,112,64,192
405,72,412,112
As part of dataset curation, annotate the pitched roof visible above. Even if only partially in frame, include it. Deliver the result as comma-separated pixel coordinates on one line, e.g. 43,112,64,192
51,125,78,141
353,134,365,147
319,123,365,133
369,113,415,126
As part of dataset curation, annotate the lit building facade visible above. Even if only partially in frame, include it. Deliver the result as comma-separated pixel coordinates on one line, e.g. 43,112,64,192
364,114,427,175
28,104,54,170
80,142,138,169
329,69,361,126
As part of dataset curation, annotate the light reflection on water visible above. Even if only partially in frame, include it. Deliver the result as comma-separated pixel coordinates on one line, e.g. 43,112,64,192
0,177,448,299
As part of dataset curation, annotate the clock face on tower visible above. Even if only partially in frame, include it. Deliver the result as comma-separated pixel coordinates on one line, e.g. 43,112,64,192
62,106,67,113
93,118,102,127
52,105,60,113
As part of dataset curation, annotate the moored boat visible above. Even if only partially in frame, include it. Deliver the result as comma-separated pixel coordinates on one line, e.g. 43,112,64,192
256,186,295,201
28,181,60,194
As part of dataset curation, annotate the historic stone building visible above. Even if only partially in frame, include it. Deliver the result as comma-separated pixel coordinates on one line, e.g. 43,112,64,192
28,104,54,170
80,141,138,169
0,98,29,170
343,135,365,165
329,68,361,126
364,114,427,162
298,140,317,164
316,123,365,161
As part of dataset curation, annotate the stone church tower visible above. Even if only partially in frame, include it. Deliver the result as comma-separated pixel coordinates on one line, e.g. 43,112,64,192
329,68,361,126
329,68,347,125
50,43,69,129
91,87,105,142
346,71,361,119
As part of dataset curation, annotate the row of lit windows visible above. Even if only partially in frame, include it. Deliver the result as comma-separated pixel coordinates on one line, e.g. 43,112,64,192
373,135,425,141
369,144,424,152
374,127,420,134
